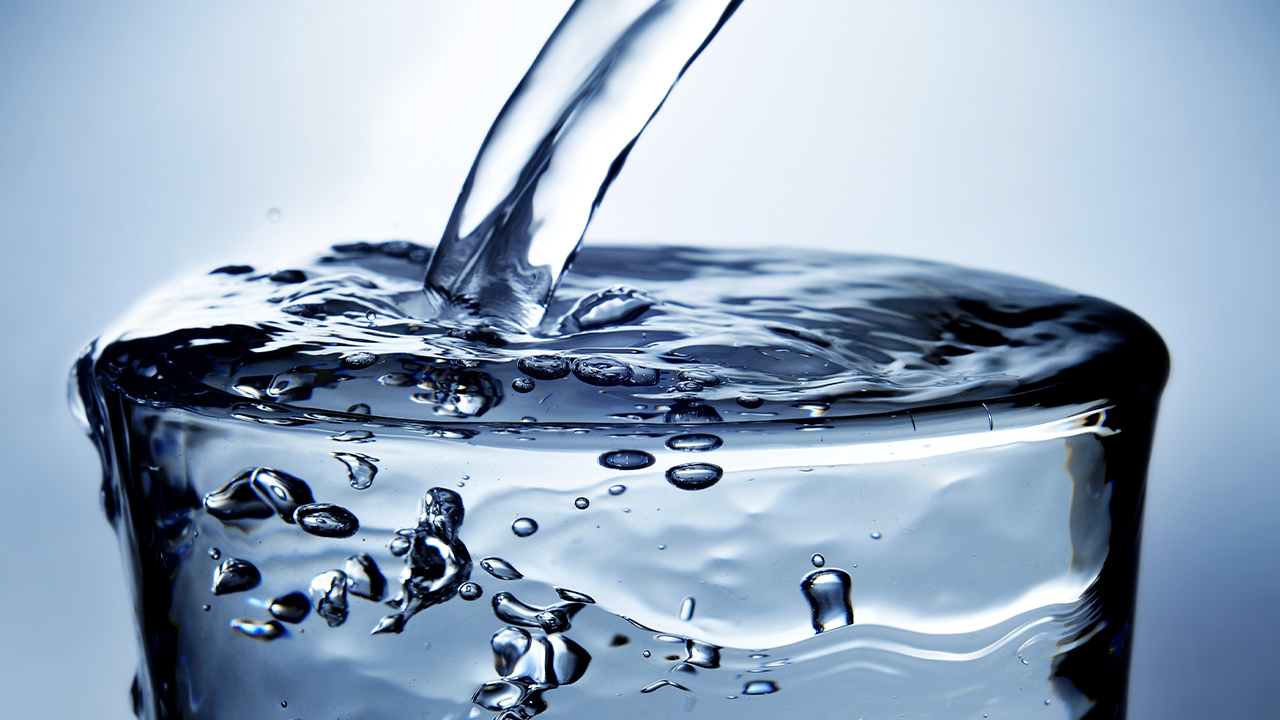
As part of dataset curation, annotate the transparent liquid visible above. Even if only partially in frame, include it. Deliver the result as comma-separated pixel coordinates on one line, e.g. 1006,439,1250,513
74,244,1167,719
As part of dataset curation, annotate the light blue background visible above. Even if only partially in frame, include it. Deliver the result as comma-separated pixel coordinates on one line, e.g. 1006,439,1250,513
1,2,1276,718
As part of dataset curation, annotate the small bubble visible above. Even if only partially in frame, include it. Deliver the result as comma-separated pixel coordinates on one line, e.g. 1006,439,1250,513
202,604,211,611
572,356,632,386
870,531,882,540
340,352,378,369
608,484,626,496
599,449,655,470
665,433,723,452
736,395,764,409
674,380,703,393
208,547,221,560
666,463,723,491
511,377,535,393
574,497,590,509
459,582,483,601
267,207,282,222
679,597,696,621
230,618,284,641
511,518,538,537
743,680,779,695
480,557,523,580
281,701,287,708
811,553,825,568
212,558,260,595
643,650,652,658
293,503,360,538
517,355,571,379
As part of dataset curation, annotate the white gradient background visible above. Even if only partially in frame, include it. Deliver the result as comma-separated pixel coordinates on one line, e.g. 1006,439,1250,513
1,2,1276,718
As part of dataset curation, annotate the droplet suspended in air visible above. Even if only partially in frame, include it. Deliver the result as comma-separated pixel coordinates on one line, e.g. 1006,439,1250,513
459,582,483,601
212,558,261,595
492,626,532,676
208,547,221,560
511,518,538,537
481,557,523,581
870,531,882,540
267,592,310,624
665,433,723,452
574,497,590,509
333,452,378,490
230,618,284,641
608,484,626,496
679,596,696,621
665,462,722,491
294,503,360,538
811,553,825,568
598,450,655,470
801,568,854,634
267,207,282,222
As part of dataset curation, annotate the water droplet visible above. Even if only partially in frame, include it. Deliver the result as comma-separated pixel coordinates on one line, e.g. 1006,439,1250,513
810,553,825,568
598,449,655,470
203,474,273,521
608,484,626,496
344,553,386,601
679,596,696,621
664,401,722,423
281,701,287,708
742,680,778,695
666,463,722,491
558,285,655,333
674,380,703,393
202,604,211,611
333,452,378,490
665,433,723,452
492,592,585,633
330,430,374,443
212,558,260,595
736,395,764,409
340,351,378,369
267,207,282,222
685,639,721,669
250,468,316,522
230,618,284,641
801,568,854,633
388,533,411,556
210,264,254,275
511,377,535,393
268,269,305,283
511,518,538,537
626,364,660,386
309,570,349,627
643,650,652,658
294,503,360,538
346,402,372,415
536,609,570,633
574,497,590,509
677,369,722,387
870,531,882,540
571,356,632,386
517,355,571,379
267,592,310,623
473,679,528,711
481,557,523,581
491,626,531,676
208,547,221,560
459,582,483,601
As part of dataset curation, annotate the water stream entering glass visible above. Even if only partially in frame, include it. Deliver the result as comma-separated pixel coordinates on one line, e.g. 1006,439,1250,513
424,0,742,331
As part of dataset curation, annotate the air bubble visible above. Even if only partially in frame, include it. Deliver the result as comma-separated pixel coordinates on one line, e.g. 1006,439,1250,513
511,518,538,537
267,592,310,623
266,207,282,222
340,352,378,369
294,503,360,538
511,377,535,393
608,485,626,496
736,395,764,409
743,680,778,695
344,553,386,601
230,618,283,641
574,497,590,509
679,597,696,621
674,380,703,393
598,450,655,470
571,356,631,386
481,558,524,581
212,558,260,595
801,568,854,633
309,570,349,627
517,355,571,380
459,582,483,601
334,452,377,490
811,553,825,568
665,463,722,491
665,433,722,452
208,547,221,560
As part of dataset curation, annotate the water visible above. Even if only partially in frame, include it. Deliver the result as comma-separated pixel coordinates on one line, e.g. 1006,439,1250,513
73,241,1167,719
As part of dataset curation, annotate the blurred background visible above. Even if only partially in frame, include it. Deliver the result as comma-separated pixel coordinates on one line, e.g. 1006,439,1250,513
1,1,1276,718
